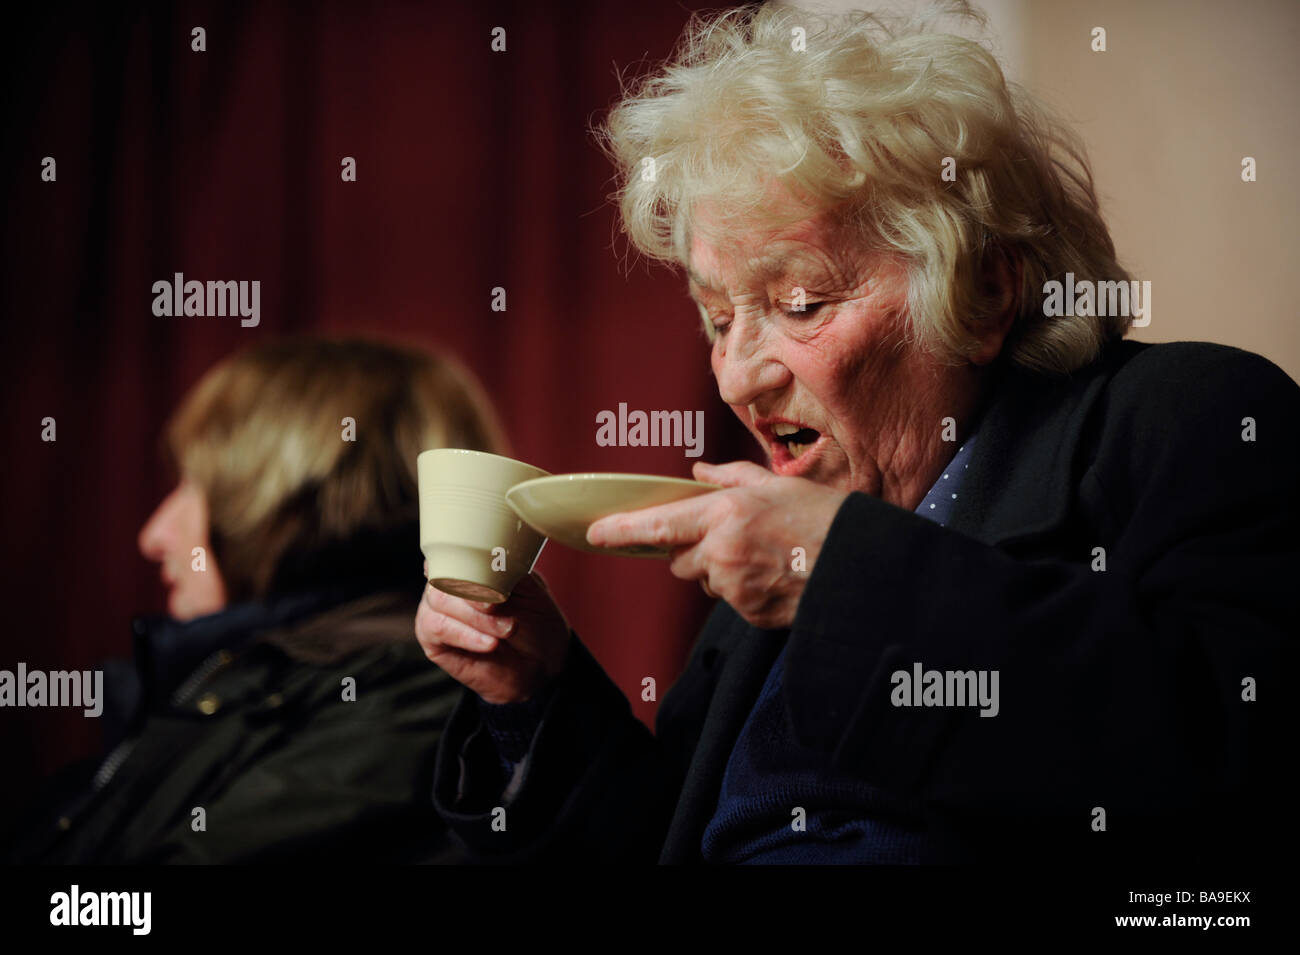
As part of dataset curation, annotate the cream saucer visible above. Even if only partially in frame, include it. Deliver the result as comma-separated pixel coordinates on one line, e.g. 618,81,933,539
505,473,720,558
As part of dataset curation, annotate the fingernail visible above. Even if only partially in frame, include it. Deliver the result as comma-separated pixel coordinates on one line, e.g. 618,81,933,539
495,617,516,637
477,634,498,651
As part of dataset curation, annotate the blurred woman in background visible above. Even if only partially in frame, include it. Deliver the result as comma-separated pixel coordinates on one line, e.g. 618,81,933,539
7,338,504,863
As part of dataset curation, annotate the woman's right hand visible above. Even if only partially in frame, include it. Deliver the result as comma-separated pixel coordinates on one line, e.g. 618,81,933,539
414,567,572,704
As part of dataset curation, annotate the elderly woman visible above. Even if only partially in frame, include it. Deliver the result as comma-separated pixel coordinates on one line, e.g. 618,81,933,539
9,338,504,863
417,4,1296,863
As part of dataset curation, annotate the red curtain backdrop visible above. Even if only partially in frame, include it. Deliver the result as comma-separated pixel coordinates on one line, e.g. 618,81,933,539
0,0,754,818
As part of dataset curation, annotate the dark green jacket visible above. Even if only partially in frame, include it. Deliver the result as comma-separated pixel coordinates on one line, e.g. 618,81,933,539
12,586,460,864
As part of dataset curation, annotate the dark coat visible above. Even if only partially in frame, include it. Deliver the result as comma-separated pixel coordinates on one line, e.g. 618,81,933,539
433,339,1299,864
10,585,462,864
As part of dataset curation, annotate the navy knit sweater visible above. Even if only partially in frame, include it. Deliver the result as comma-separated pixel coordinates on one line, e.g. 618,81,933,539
700,435,978,863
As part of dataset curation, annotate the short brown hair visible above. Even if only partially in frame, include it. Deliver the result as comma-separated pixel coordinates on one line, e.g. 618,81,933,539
164,338,506,602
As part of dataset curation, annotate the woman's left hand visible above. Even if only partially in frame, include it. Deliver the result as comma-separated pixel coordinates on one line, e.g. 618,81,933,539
586,461,849,629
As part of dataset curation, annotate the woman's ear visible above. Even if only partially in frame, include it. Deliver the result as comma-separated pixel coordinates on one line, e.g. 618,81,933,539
971,245,1022,366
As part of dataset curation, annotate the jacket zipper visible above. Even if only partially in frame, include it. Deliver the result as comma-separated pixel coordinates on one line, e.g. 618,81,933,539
91,649,233,793
169,649,233,706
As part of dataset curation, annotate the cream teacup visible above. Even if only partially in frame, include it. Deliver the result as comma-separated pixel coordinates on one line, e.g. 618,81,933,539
417,449,549,604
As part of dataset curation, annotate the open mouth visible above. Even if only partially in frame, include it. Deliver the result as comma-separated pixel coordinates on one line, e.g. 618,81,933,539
771,422,822,460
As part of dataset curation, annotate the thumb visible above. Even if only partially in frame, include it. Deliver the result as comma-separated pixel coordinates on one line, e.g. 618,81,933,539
692,460,772,488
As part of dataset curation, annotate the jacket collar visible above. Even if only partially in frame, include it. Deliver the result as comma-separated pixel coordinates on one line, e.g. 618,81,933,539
129,589,345,705
257,590,425,665
128,573,423,704
946,338,1146,548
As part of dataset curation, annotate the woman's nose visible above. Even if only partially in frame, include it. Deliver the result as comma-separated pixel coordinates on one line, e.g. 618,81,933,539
138,493,175,561
713,318,789,407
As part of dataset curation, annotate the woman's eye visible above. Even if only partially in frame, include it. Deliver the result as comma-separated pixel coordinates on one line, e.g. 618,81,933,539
695,302,730,338
779,301,824,317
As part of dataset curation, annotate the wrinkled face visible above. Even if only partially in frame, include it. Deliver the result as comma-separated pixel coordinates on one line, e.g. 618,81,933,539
138,479,227,620
688,201,975,499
